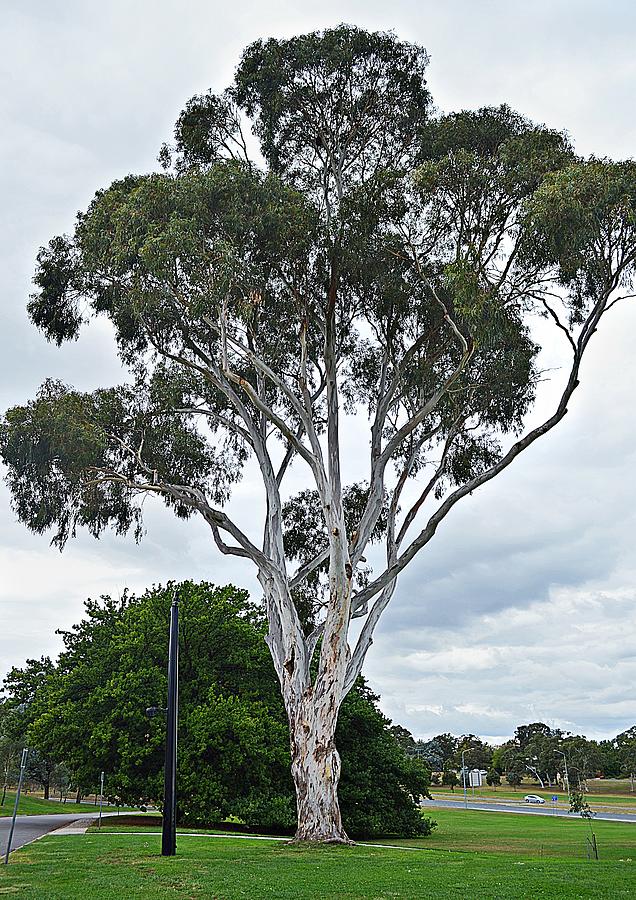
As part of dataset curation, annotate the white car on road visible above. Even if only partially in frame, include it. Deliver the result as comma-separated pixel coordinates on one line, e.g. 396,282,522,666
523,794,546,804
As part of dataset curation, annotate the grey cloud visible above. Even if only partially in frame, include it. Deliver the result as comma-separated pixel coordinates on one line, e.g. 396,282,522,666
365,584,636,740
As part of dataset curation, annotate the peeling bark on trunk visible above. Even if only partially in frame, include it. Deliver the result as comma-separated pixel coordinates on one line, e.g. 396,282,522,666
287,698,349,843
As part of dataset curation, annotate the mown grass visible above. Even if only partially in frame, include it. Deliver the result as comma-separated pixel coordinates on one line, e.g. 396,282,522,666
1,832,635,899
93,806,636,860
381,808,636,860
0,791,114,817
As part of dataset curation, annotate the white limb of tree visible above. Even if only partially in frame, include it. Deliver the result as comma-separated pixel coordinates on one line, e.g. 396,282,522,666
3,26,636,842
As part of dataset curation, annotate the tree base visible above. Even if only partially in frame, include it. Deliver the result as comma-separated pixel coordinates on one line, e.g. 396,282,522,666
289,835,354,846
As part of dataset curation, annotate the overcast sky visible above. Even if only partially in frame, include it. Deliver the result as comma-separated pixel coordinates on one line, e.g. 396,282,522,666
1,0,635,744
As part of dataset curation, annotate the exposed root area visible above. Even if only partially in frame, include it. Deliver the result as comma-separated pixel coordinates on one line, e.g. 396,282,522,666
288,836,355,847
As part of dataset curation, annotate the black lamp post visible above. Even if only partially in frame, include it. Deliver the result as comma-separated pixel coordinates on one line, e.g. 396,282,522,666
147,591,179,857
162,593,179,856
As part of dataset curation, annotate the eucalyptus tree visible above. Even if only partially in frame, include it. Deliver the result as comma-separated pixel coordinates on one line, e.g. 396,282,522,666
616,727,636,790
2,26,636,842
0,703,21,806
1,658,58,799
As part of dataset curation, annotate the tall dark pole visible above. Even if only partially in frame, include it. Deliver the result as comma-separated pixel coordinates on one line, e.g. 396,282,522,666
161,594,179,856
4,747,28,865
98,771,104,830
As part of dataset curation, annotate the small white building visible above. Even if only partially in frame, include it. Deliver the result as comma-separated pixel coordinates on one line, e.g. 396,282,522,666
469,768,487,787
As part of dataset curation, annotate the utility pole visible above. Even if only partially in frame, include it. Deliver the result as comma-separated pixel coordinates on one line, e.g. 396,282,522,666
3,747,28,865
161,593,179,856
555,750,570,807
462,749,469,810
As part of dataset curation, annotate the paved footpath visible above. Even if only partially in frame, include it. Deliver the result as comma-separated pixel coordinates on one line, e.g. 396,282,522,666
0,813,99,858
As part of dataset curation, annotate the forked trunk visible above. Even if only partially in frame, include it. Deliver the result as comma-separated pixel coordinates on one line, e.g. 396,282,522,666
288,698,350,843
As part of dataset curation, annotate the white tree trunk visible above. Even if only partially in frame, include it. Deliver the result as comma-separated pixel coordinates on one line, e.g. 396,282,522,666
287,695,349,843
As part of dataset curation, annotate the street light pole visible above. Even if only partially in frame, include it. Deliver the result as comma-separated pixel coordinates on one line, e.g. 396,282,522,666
98,771,104,830
161,593,179,857
555,750,570,807
3,747,28,865
462,749,468,810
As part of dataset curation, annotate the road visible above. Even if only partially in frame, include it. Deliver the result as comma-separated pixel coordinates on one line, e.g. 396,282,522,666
0,813,92,859
422,797,636,823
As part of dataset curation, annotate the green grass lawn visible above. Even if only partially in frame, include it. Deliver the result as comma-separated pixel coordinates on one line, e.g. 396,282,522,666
0,790,131,817
93,807,636,861
1,832,635,899
2,806,635,898
382,808,636,860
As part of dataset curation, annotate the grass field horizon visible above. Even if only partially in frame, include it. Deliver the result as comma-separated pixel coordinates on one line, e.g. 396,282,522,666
0,790,135,817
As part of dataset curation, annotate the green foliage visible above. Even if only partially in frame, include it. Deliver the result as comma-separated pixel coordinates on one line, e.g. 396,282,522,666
4,159,321,547
430,733,459,766
388,724,415,752
179,688,294,829
172,90,245,169
233,26,431,191
615,727,636,780
410,738,445,771
0,378,230,547
19,583,289,819
523,159,636,319
569,789,595,820
442,765,459,790
453,734,493,771
1,657,58,796
562,735,603,787
511,723,563,784
515,722,554,749
336,682,432,837
0,702,22,800
597,740,622,779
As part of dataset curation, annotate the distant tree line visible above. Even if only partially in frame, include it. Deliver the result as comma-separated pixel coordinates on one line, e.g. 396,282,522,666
0,582,434,837
391,722,636,792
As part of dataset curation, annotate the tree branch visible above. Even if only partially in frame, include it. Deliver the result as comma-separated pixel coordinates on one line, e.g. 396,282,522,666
289,547,330,591
349,288,613,620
